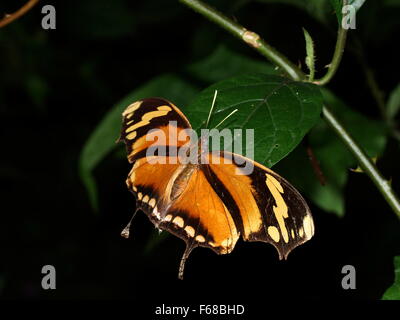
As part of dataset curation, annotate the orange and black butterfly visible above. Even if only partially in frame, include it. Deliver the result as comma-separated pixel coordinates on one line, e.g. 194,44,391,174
119,97,314,279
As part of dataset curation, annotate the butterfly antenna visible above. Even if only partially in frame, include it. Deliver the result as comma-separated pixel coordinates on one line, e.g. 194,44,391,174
205,90,218,129
214,109,238,129
121,208,139,238
178,244,195,280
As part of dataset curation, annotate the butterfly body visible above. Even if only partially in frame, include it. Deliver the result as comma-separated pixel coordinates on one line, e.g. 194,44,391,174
120,97,314,279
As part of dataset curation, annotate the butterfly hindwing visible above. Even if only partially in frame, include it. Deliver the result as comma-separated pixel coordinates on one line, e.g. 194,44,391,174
126,155,182,223
207,151,314,259
158,168,240,254
127,156,240,253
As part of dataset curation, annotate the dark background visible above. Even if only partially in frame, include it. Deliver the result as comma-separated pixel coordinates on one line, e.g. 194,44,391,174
1,0,400,305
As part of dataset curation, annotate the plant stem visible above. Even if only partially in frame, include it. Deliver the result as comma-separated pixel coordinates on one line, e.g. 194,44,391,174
313,0,349,86
178,0,304,81
0,0,40,28
314,25,348,85
323,105,400,218
180,0,400,219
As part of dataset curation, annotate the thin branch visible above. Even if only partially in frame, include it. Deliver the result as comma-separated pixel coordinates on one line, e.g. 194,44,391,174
179,0,400,219
313,0,348,85
313,26,347,86
178,0,305,81
305,143,326,186
323,105,400,218
0,0,40,29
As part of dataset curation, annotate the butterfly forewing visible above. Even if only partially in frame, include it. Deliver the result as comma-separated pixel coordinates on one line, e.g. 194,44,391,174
120,98,192,163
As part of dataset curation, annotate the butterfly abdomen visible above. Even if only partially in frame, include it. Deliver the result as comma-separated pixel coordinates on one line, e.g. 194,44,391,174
170,164,197,202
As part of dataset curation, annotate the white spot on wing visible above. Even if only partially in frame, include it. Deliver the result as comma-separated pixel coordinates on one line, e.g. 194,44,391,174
303,215,314,240
172,216,184,228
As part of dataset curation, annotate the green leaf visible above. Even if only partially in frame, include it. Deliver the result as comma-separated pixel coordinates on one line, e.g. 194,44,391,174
320,89,387,158
349,0,367,11
275,144,346,216
382,256,400,300
309,89,386,215
79,74,199,210
187,45,277,83
184,73,323,167
277,88,387,216
330,0,343,23
330,0,366,25
387,83,400,120
302,28,315,82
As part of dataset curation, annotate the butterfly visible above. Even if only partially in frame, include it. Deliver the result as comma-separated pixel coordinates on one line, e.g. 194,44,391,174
119,96,314,279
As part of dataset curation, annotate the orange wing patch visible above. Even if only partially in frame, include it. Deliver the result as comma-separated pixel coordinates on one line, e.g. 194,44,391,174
126,155,182,220
160,168,239,255
207,151,314,260
126,125,191,163
208,153,264,241
120,98,192,163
